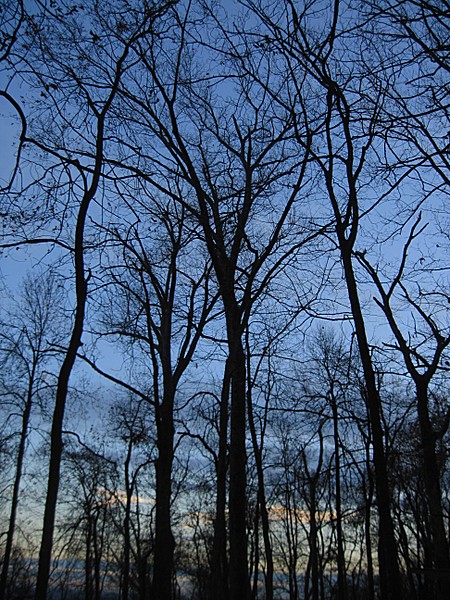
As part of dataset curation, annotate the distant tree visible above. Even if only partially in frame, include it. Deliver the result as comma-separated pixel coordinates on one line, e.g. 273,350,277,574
270,415,307,600
60,436,118,600
107,396,155,600
0,273,64,600
90,188,218,599
302,330,355,600
179,381,231,600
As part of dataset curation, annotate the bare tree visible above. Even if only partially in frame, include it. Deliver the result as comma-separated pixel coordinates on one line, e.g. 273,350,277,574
355,220,450,597
108,7,317,595
87,185,218,599
3,2,450,598
240,2,404,596
60,434,119,600
0,273,64,600
1,3,175,597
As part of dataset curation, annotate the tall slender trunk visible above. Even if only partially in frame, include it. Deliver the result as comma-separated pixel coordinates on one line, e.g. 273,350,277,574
34,110,109,600
32,24,136,594
122,435,134,600
340,250,402,600
416,381,450,600
228,333,250,600
0,366,35,600
360,244,450,594
284,480,299,600
34,269,88,600
247,388,273,600
152,386,176,600
290,522,299,598
211,359,230,600
309,481,319,600
85,516,93,600
304,432,323,600
396,509,418,599
363,443,375,600
93,515,102,600
331,398,346,600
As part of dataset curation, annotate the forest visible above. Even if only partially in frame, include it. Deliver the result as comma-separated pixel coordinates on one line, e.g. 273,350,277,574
0,0,449,599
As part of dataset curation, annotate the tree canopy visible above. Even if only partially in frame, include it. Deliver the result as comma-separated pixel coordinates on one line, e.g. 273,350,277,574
1,1,450,599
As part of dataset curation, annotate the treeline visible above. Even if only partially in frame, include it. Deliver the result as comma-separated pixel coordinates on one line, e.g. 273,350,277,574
0,1,449,599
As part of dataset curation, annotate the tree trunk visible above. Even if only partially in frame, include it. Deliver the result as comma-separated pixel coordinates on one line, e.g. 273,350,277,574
85,516,93,600
228,334,250,600
211,359,230,600
122,436,134,600
340,250,402,600
34,79,112,597
34,286,87,600
247,386,273,600
416,381,450,600
0,369,35,600
309,481,319,600
363,446,375,600
93,514,102,600
331,397,346,600
152,385,176,600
